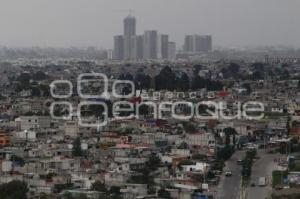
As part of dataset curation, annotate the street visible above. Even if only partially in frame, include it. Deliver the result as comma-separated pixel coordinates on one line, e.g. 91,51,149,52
247,150,284,199
218,150,244,199
218,149,284,199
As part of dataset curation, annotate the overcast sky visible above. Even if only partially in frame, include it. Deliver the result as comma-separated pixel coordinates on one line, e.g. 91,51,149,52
0,0,299,48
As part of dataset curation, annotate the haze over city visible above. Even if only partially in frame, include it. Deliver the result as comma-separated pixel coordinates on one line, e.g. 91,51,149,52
0,0,299,48
2,1,300,199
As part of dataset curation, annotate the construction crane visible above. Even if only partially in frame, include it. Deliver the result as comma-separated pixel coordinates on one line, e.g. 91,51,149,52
114,9,135,16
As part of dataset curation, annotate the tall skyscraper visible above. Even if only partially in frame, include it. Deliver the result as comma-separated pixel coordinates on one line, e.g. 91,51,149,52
124,15,136,36
195,35,212,52
159,34,169,59
144,30,158,60
184,35,212,53
124,35,133,60
168,42,176,61
113,35,124,60
132,35,144,60
184,35,195,52
123,15,136,60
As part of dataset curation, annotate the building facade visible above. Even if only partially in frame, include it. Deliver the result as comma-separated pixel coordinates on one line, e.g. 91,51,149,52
184,35,212,53
143,30,158,60
113,35,124,60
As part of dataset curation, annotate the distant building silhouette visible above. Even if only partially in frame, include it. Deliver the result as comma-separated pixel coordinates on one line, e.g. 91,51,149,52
113,16,176,61
113,35,124,60
144,30,158,60
184,35,212,53
123,15,136,60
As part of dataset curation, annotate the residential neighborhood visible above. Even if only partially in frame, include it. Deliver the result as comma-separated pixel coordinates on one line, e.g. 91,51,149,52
1,56,300,199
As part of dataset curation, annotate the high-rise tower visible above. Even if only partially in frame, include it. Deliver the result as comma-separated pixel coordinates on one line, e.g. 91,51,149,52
123,15,136,60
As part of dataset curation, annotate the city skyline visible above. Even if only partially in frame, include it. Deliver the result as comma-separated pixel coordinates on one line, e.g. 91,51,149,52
0,0,299,48
113,15,180,61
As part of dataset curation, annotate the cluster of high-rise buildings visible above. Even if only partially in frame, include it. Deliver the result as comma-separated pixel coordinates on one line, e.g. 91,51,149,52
113,15,212,61
113,15,176,61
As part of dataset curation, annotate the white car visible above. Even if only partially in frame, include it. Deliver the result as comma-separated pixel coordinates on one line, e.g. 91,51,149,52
225,171,232,176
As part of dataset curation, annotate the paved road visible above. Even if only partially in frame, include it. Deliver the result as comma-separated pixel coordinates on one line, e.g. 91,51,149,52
218,150,245,199
247,150,284,199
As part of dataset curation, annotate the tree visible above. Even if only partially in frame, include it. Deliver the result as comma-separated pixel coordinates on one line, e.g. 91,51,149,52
175,72,190,91
146,154,161,171
39,84,50,97
241,149,256,181
206,79,223,91
221,63,240,78
91,181,107,192
228,63,240,74
280,69,290,80
216,146,234,161
39,193,49,199
72,137,82,157
191,76,223,91
108,186,121,198
158,189,171,199
193,65,204,76
287,116,291,136
31,87,41,97
16,73,31,91
10,155,25,166
224,127,238,146
118,73,134,81
76,193,88,199
250,71,264,80
178,142,189,149
183,122,196,133
191,76,206,90
225,134,231,146
17,73,31,83
32,71,48,81
251,62,265,72
155,66,176,90
192,154,207,161
62,191,73,199
0,180,28,199
135,73,151,90
241,83,252,95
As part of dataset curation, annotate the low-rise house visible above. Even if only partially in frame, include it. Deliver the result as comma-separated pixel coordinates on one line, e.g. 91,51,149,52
104,170,130,187
120,183,148,199
14,130,37,141
180,162,210,173
183,133,215,148
19,116,51,131
39,157,80,174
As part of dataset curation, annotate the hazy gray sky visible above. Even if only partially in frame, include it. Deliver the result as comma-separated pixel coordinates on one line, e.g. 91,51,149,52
0,0,299,48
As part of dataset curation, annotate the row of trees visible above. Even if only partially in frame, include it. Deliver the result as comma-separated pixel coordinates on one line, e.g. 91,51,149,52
0,180,28,199
120,66,224,91
241,150,257,182
15,71,50,96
